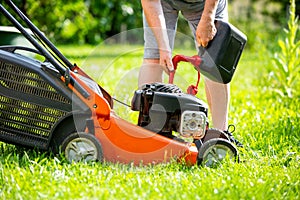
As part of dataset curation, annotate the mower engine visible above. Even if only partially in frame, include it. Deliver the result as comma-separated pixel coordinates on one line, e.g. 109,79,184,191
131,83,208,140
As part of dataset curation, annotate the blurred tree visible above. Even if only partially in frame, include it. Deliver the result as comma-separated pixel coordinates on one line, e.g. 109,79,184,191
0,0,297,45
0,0,142,44
271,0,299,16
86,0,142,43
228,0,299,49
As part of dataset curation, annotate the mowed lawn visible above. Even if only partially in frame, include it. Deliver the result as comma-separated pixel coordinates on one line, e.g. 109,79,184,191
0,44,299,200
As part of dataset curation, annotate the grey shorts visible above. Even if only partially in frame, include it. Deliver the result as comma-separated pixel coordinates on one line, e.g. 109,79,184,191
143,0,228,59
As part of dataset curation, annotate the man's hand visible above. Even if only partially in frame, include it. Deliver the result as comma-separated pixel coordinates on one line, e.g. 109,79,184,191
196,17,217,47
196,0,219,47
159,49,174,75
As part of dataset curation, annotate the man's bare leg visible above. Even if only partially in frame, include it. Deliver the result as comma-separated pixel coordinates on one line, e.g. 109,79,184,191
204,78,230,131
138,59,163,88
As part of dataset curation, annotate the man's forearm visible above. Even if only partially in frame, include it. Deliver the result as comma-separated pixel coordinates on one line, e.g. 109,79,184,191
201,0,219,21
196,0,219,47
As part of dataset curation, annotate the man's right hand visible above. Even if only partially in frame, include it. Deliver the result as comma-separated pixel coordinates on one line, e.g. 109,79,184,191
159,49,174,75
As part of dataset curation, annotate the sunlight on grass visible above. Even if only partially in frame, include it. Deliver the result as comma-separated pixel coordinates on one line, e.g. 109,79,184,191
1,40,299,199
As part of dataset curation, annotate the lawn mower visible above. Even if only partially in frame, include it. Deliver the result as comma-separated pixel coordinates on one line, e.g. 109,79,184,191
0,1,246,167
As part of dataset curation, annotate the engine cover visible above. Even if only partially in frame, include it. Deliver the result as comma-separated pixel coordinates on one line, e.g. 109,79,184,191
131,83,208,139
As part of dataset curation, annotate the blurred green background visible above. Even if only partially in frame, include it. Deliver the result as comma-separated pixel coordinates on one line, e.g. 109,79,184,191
0,0,299,50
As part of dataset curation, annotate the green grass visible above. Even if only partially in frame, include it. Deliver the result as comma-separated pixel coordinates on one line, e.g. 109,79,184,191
0,44,299,199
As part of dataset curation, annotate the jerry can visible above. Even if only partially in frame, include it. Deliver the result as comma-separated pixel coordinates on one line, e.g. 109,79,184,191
198,20,247,84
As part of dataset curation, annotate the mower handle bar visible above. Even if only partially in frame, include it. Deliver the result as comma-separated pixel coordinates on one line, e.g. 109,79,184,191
169,55,202,84
0,1,90,98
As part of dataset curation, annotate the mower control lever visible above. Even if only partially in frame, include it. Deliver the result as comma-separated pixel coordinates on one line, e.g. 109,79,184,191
169,55,202,95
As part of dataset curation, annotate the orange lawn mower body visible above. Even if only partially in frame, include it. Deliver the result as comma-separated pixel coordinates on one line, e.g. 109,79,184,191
0,1,246,167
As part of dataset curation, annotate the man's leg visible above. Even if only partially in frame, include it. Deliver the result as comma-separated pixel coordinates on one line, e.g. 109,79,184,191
204,78,230,130
138,59,162,88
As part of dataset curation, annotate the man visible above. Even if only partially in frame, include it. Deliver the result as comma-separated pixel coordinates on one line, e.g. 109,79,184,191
138,0,242,146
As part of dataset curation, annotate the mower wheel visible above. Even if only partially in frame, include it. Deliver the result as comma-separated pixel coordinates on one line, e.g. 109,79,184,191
198,138,238,167
61,132,103,163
